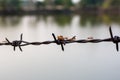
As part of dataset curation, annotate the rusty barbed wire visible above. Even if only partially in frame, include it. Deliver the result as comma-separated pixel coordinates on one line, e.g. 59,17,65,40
0,26,120,52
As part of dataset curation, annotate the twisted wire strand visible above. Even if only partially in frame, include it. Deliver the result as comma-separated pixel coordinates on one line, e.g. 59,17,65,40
0,27,119,52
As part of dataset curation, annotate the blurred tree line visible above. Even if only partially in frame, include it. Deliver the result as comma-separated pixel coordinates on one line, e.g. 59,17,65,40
0,0,74,11
0,0,21,11
0,0,120,12
80,0,120,9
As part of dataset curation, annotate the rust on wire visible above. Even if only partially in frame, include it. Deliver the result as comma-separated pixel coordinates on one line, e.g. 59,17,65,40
0,26,120,52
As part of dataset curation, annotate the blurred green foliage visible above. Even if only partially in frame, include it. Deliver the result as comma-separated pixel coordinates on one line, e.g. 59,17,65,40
0,0,120,11
54,0,73,8
0,0,21,10
80,0,120,9
80,0,104,7
111,0,120,7
35,1,45,9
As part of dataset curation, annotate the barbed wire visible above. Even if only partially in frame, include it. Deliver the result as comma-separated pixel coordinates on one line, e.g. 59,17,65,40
0,26,120,52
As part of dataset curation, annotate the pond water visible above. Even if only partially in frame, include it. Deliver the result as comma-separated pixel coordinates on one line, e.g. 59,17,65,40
0,14,120,80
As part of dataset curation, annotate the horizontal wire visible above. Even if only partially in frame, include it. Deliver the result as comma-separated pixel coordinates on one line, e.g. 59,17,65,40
0,27,119,52
0,38,113,46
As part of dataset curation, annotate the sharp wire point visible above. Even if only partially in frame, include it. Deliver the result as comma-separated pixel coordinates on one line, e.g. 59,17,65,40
20,33,23,41
5,38,11,44
109,26,114,41
19,46,23,52
13,46,16,51
60,43,64,51
116,43,119,51
52,33,57,42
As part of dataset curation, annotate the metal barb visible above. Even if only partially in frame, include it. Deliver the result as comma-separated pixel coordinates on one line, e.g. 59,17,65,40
114,36,119,51
116,43,119,51
5,38,11,44
109,26,114,42
52,33,65,51
19,45,22,51
0,27,120,52
109,26,119,51
60,42,64,51
52,33,58,44
13,46,16,51
5,34,23,52
20,33,23,41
